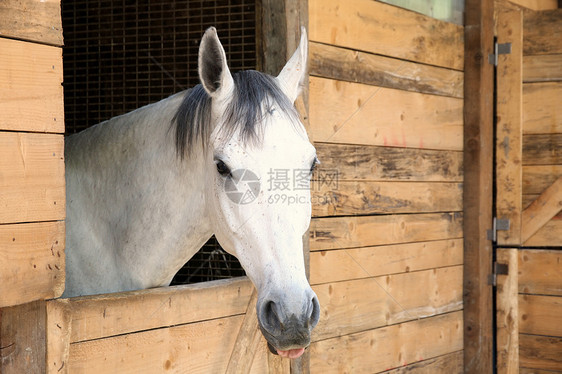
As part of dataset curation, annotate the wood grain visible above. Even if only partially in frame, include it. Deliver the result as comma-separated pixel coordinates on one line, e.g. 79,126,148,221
523,165,562,195
0,38,64,133
519,294,562,337
0,0,63,46
523,54,562,83
524,219,562,247
496,248,519,374
520,334,562,372
519,249,562,296
521,176,562,243
309,77,463,150
382,351,463,374
523,134,562,165
523,9,562,55
309,0,464,70
523,82,562,134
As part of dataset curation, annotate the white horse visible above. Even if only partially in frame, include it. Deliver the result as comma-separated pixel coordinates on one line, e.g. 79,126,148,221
64,27,319,358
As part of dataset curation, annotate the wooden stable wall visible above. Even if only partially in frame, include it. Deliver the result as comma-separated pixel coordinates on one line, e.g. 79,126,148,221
495,4,562,373
307,0,464,372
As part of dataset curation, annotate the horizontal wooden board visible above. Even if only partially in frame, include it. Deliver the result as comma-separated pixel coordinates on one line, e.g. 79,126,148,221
0,0,63,46
520,368,562,374
310,311,463,373
0,39,64,133
54,277,253,343
519,249,562,296
67,314,267,374
520,334,562,372
383,351,463,374
0,221,65,308
523,9,562,55
309,42,463,98
312,181,462,216
523,82,562,134
523,54,562,82
310,239,463,285
519,294,562,336
0,132,65,224
310,213,463,251
523,134,562,165
508,0,558,10
523,165,562,195
309,77,463,150
524,219,562,247
312,266,463,342
309,0,463,70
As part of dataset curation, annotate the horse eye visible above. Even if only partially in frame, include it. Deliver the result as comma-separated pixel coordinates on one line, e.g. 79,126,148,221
215,160,231,176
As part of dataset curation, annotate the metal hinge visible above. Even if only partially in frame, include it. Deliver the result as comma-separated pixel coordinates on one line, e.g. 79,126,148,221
487,217,510,242
488,42,512,66
488,262,509,286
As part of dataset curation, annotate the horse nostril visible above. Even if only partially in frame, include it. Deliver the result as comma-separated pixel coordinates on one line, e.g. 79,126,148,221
263,300,282,331
308,295,320,329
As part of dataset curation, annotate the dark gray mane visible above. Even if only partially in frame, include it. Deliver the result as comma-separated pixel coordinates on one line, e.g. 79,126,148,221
173,70,298,159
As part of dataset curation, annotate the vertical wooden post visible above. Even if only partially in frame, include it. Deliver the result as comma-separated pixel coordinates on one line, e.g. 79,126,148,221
496,248,519,374
463,0,495,373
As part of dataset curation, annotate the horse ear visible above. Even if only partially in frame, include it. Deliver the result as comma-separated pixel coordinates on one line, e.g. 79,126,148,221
277,27,308,103
198,27,234,99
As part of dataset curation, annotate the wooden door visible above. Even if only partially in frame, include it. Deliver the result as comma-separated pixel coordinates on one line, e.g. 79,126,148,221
494,4,562,373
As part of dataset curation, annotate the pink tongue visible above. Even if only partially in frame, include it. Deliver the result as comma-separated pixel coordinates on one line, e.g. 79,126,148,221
276,348,305,359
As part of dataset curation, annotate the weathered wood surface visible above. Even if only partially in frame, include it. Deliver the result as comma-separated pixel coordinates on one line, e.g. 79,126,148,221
523,9,562,55
315,143,463,182
523,82,562,134
309,77,463,150
496,248,519,374
519,334,562,372
523,134,562,165
523,165,562,195
0,301,46,374
463,0,495,372
310,239,463,285
508,0,558,10
383,351,463,374
312,266,463,342
519,250,562,296
519,294,562,337
0,0,63,46
496,6,523,245
312,181,462,217
523,54,562,83
309,311,463,373
309,42,463,98
0,38,64,133
521,176,562,243
59,277,253,344
309,0,464,70
46,299,71,374
524,219,562,247
0,132,65,225
309,213,463,251
0,221,65,308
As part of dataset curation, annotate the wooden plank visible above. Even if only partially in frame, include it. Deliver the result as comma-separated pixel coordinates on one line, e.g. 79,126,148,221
523,134,562,165
496,6,523,245
520,294,562,337
309,213,463,251
520,368,562,374
523,82,562,134
524,219,562,247
312,181,462,217
309,42,464,98
0,301,46,374
67,314,267,374
226,289,260,374
508,0,558,9
463,0,495,372
315,143,463,182
310,239,463,285
63,277,253,343
0,39,64,133
312,266,463,342
382,351,464,374
309,311,463,373
309,0,464,70
519,249,562,296
523,165,562,195
0,0,63,46
523,54,562,83
309,77,463,150
496,248,519,374
523,9,562,55
46,299,71,374
0,132,65,224
521,176,562,243
0,221,65,308
520,334,562,372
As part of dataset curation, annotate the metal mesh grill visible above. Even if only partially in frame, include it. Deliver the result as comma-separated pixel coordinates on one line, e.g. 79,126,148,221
61,0,254,283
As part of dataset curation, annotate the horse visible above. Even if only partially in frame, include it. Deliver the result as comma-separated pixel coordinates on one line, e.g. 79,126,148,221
63,27,320,359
